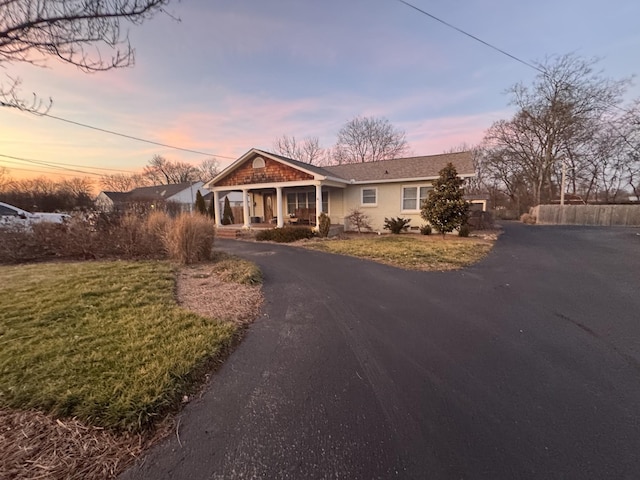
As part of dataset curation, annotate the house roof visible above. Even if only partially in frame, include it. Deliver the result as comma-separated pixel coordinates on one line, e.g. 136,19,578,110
99,191,131,203
208,148,475,188
128,182,200,201
322,151,474,183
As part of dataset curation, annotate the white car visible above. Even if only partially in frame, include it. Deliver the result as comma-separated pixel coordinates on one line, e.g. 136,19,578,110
0,201,70,228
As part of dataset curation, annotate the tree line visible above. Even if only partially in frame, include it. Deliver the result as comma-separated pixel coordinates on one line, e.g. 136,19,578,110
478,54,640,213
0,155,220,212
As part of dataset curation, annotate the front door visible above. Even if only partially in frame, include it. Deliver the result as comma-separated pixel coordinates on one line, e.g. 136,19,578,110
264,194,274,222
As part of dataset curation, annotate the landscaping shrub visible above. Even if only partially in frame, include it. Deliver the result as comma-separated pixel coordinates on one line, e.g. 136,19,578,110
383,217,411,234
145,210,171,242
221,196,234,225
0,210,212,264
255,226,315,243
458,224,471,237
520,212,537,224
421,163,469,236
164,214,215,264
420,224,432,235
345,208,372,233
318,212,331,238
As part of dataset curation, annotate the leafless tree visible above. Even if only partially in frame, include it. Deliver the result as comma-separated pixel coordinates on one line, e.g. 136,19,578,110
197,157,220,183
0,0,171,112
333,116,410,164
482,54,632,209
0,166,13,191
1,175,93,210
143,155,199,185
99,172,150,192
273,135,326,165
443,143,487,195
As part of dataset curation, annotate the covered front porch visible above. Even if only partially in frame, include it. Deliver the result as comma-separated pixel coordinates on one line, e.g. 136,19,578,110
212,183,342,229
206,148,348,230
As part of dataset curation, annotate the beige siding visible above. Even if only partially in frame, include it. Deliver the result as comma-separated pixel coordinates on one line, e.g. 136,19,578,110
343,182,433,231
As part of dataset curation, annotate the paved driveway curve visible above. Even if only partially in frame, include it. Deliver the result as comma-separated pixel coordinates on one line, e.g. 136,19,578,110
122,223,640,479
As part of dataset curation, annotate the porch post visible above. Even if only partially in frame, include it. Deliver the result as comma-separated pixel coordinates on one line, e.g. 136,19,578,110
314,182,322,231
276,187,284,228
242,188,250,228
213,190,221,227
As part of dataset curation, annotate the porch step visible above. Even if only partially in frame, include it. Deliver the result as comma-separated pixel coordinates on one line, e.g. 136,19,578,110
215,228,242,239
215,228,257,239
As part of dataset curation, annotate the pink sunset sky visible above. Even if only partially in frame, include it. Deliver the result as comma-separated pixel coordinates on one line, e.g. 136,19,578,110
1,0,639,184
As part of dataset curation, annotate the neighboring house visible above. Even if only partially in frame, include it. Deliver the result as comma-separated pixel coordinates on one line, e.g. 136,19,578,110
95,191,131,212
95,182,210,213
205,148,477,231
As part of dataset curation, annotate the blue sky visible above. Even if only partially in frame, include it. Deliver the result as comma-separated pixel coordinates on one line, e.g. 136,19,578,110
1,0,639,181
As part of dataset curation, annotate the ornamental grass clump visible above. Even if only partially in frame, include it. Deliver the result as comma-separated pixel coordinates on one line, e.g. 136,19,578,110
164,214,215,264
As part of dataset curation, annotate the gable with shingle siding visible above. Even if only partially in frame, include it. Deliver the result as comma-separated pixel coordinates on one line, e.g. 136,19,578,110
216,156,313,187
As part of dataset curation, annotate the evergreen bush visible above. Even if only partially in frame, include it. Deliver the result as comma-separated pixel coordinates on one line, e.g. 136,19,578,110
421,163,470,237
255,227,315,243
383,217,411,234
221,196,234,225
318,212,331,238
420,224,432,235
195,190,206,215
458,224,471,237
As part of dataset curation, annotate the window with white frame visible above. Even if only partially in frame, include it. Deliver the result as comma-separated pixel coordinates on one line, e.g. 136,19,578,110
286,191,329,214
402,186,431,211
361,188,377,206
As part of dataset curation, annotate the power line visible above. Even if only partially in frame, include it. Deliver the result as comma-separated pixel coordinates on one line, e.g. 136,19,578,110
0,164,93,178
395,0,640,155
0,154,137,174
0,153,106,177
395,0,545,74
36,111,237,160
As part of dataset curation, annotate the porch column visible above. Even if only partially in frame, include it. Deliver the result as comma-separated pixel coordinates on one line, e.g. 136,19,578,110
276,187,284,228
242,188,250,228
314,182,322,231
213,190,221,227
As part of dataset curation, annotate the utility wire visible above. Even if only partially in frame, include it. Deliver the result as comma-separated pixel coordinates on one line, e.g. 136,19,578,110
0,154,137,174
38,112,237,159
395,0,545,74
0,153,108,177
395,0,640,154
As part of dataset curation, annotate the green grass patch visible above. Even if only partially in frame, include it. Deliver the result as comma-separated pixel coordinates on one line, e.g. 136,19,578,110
0,261,237,432
303,234,493,270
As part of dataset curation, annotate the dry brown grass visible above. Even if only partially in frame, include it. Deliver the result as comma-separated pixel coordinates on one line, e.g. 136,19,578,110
302,232,497,271
165,214,216,264
0,410,172,480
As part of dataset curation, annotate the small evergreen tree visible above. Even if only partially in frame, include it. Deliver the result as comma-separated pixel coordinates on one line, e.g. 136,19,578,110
318,212,331,238
421,163,469,237
195,190,206,215
221,196,235,225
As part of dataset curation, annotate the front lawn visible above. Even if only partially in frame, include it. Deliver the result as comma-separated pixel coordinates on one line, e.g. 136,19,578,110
0,261,237,432
303,234,494,270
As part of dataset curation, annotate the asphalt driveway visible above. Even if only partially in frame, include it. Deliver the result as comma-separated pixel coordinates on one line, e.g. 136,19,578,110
122,223,640,479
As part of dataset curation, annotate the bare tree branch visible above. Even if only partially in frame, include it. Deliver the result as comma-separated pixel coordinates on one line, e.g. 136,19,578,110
0,0,172,112
333,116,410,164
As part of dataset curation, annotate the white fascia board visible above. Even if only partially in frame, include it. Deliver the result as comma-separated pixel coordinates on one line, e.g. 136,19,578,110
211,180,324,192
348,173,475,185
